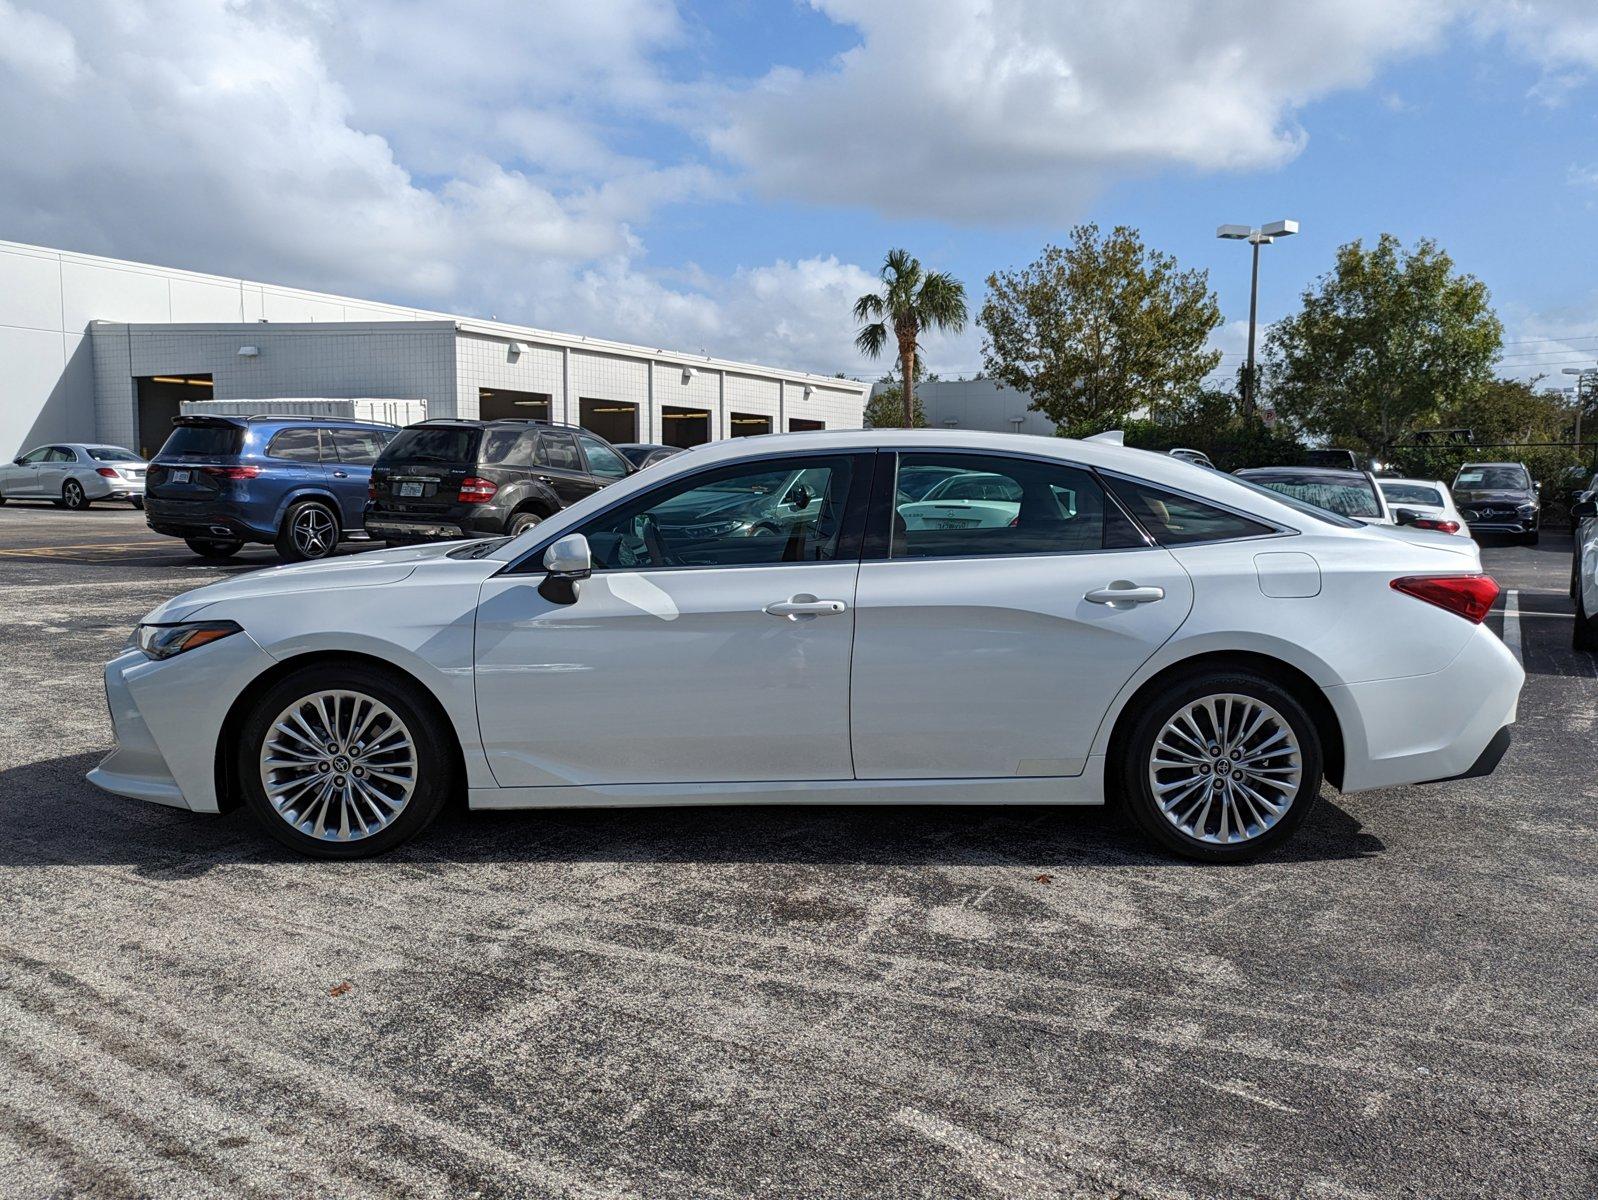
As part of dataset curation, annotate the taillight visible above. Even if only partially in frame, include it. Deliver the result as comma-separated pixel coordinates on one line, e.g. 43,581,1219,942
1414,518,1461,534
1391,574,1499,623
368,482,378,500
96,467,119,478
200,465,261,480
459,476,498,503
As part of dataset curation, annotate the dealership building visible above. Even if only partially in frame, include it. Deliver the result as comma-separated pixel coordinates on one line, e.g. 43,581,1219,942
1,240,868,461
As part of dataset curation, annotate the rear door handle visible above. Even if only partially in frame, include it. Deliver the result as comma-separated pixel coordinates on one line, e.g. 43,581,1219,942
1085,582,1165,607
331,470,349,478
764,595,849,620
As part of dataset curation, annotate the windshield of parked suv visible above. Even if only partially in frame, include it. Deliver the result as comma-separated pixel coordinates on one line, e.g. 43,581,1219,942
158,423,244,458
381,426,480,464
84,446,143,462
1381,482,1445,507
1239,472,1381,519
1455,466,1530,491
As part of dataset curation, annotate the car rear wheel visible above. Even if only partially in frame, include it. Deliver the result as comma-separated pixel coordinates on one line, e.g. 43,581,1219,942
1523,529,1540,546
507,510,544,536
1119,670,1322,863
62,479,90,510
277,499,341,562
185,537,243,559
130,496,145,510
1575,588,1598,652
238,664,455,858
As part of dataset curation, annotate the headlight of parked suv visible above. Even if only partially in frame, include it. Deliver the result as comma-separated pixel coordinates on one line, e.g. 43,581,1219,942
135,620,243,660
1518,502,1538,515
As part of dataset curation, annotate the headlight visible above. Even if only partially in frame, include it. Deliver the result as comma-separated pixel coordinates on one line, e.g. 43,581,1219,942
1518,502,1538,514
684,519,750,537
135,620,242,660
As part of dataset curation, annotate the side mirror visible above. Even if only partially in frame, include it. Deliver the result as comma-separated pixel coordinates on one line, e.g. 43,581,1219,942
12,457,23,465
538,533,591,604
1573,499,1597,522
1393,508,1420,526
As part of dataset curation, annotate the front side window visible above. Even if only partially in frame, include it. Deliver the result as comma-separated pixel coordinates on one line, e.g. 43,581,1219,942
329,428,390,465
1105,477,1275,545
19,447,51,464
579,455,860,570
266,428,324,462
890,453,1141,559
578,434,630,480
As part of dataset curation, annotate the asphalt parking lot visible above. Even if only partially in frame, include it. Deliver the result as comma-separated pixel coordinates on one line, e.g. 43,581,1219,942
0,501,1593,1199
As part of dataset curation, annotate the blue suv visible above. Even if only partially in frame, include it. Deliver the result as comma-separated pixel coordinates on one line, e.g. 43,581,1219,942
144,415,397,562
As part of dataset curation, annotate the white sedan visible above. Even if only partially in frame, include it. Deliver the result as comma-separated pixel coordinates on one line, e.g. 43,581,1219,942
90,430,1524,863
1378,477,1470,537
0,443,147,509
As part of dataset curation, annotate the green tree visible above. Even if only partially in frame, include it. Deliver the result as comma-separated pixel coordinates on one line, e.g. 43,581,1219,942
1263,234,1503,459
978,225,1223,436
853,249,968,428
864,384,926,429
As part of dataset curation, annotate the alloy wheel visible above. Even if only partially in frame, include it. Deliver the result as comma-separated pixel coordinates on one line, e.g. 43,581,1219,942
259,690,418,842
1147,693,1303,845
64,480,85,509
292,505,337,557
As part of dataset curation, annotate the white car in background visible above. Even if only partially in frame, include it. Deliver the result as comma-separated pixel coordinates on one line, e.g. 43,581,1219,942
0,443,147,509
89,430,1523,865
1378,478,1471,537
896,470,1024,530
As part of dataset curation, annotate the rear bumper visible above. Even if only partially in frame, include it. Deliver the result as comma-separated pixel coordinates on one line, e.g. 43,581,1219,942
85,477,145,500
366,504,504,541
146,499,272,544
1326,624,1524,793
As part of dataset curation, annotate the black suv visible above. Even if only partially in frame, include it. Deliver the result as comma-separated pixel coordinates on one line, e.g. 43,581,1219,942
365,419,634,543
1451,462,1540,544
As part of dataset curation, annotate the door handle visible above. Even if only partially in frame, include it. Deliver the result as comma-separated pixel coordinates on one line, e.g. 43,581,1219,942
1085,581,1165,608
764,594,848,620
331,470,349,478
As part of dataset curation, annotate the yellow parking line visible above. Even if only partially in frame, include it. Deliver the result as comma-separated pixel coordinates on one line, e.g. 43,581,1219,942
0,540,177,557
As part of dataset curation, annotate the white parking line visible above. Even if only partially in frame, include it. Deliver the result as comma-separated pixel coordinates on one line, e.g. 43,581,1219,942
1503,588,1523,664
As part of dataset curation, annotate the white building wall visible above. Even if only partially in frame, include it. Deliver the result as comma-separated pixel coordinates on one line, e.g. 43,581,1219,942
724,374,781,435
455,333,564,421
652,362,724,441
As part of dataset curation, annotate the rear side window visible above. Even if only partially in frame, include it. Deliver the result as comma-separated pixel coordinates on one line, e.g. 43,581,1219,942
266,428,325,462
85,447,142,462
329,428,390,465
1106,477,1275,545
481,428,530,467
381,426,479,464
158,423,244,458
1382,483,1444,507
889,453,1143,559
46,447,75,463
537,432,584,472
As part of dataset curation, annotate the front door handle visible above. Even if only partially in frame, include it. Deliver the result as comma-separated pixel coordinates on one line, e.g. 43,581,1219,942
331,470,349,478
1085,581,1165,608
764,594,848,620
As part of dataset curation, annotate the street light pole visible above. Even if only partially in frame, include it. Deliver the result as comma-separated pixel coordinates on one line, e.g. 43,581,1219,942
1218,219,1299,421
1563,366,1596,453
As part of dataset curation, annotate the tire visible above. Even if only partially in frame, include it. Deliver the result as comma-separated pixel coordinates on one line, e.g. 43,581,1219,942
1118,670,1323,863
131,496,145,510
507,510,544,536
1523,529,1540,547
1575,587,1598,652
1573,556,1581,601
237,663,456,858
62,479,90,510
185,537,243,559
276,499,341,562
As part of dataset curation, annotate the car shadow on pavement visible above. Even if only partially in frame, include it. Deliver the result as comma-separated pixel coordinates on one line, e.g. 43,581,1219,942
3,752,1385,874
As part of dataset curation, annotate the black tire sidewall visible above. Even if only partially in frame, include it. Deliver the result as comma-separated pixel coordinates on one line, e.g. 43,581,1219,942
1120,670,1323,863
185,538,242,559
508,511,543,536
237,663,454,859
276,499,341,562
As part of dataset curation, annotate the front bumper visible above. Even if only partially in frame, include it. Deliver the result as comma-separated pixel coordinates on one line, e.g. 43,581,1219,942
1325,623,1524,793
1459,510,1537,535
87,632,276,813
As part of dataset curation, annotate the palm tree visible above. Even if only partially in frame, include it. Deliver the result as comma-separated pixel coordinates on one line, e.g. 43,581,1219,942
853,249,968,428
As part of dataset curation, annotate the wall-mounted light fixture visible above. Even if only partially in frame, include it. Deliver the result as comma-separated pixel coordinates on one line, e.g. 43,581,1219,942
508,340,526,357
237,345,260,358
803,385,815,400
682,366,697,383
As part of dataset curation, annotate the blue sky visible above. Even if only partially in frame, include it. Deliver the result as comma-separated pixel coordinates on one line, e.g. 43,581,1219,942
2,1,1596,382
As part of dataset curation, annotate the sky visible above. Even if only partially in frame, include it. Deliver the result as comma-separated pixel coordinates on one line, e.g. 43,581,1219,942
2,0,1597,388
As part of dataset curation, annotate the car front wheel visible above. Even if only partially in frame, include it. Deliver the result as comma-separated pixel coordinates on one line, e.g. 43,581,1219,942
277,499,341,562
1119,670,1322,863
238,664,455,858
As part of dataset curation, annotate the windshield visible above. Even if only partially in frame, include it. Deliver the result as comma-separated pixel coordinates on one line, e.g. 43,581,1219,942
381,426,480,464
1381,482,1444,507
1229,475,1365,527
1239,473,1381,519
85,446,143,462
157,423,243,459
1454,466,1530,491
923,473,1024,502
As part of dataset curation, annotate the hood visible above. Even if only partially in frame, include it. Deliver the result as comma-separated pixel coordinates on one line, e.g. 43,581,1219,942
1454,489,1534,506
141,541,476,623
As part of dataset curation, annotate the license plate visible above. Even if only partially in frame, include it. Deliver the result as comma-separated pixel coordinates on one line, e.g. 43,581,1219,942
930,517,975,529
171,469,190,483
397,481,425,497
